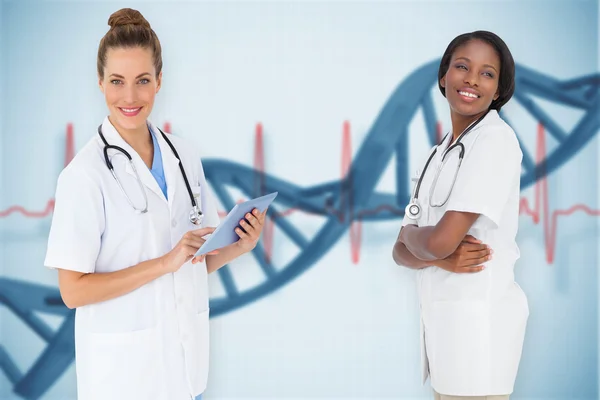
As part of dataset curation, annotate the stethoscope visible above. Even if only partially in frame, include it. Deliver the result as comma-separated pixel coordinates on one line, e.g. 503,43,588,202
97,125,204,225
405,110,489,220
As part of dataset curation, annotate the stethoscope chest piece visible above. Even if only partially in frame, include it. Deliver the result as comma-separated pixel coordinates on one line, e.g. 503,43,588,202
405,202,421,220
189,207,204,225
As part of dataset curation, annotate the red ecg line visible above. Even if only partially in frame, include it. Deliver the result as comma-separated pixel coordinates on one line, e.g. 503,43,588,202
1,122,598,265
342,121,361,264
0,124,74,218
251,122,600,264
518,124,600,263
253,123,275,264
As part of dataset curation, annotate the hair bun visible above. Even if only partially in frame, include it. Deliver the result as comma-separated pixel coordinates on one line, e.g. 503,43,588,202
108,8,151,29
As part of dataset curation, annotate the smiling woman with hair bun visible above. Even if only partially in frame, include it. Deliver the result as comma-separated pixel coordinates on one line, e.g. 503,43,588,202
44,7,268,400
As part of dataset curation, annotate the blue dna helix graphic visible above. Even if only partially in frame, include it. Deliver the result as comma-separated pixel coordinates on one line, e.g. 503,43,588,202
0,59,598,399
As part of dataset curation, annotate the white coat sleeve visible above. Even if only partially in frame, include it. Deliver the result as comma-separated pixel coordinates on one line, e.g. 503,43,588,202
44,167,105,273
401,214,413,228
444,127,522,230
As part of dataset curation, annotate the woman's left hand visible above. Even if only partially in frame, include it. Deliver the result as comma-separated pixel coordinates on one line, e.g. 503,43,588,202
235,208,268,252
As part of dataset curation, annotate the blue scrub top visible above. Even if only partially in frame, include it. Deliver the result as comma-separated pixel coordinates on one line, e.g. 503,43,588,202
149,129,168,200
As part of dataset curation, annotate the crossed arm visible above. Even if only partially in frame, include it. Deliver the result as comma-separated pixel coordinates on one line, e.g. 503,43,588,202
393,211,480,264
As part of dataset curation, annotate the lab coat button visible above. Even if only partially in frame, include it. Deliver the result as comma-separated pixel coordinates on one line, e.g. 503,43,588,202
171,219,177,228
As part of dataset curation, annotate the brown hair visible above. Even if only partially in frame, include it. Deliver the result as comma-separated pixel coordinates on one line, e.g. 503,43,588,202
97,8,163,79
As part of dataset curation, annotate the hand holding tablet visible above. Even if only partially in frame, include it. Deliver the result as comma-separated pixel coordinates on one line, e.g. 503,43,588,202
194,192,278,257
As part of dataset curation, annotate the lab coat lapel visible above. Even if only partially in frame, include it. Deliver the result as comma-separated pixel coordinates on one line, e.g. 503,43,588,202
100,117,168,205
124,161,167,204
150,123,180,211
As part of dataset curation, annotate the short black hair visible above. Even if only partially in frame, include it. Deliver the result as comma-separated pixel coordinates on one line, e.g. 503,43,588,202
437,31,515,112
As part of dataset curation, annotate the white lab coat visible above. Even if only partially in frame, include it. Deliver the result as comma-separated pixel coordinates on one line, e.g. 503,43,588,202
44,117,220,400
401,110,529,396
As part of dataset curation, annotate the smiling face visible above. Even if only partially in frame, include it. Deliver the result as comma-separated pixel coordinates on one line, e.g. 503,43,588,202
99,46,162,134
440,39,500,119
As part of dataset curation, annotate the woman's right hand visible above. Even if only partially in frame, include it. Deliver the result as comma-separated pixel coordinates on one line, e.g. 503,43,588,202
160,227,217,273
434,235,492,273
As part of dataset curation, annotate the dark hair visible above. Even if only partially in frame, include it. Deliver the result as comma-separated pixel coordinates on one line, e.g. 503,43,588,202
437,31,515,112
97,8,163,79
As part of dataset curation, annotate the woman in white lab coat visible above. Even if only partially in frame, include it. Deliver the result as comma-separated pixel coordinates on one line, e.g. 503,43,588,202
392,31,528,399
44,8,266,400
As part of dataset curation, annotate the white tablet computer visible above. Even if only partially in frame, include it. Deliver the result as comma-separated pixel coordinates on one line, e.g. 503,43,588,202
195,192,278,256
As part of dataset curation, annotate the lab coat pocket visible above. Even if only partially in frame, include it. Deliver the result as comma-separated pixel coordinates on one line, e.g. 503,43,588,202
88,282,157,332
171,184,204,239
430,300,490,394
81,327,166,400
190,309,211,394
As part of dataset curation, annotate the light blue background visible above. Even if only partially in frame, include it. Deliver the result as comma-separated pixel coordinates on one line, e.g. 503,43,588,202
0,0,599,399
